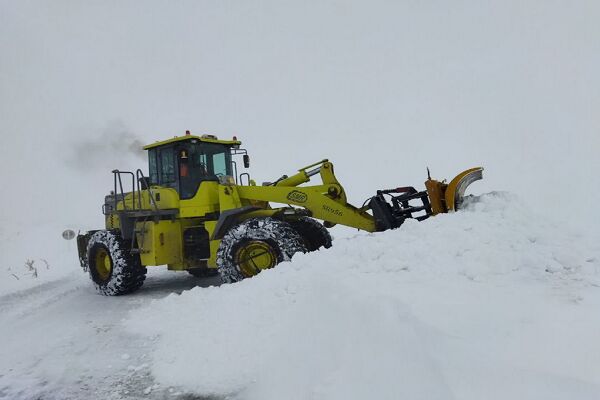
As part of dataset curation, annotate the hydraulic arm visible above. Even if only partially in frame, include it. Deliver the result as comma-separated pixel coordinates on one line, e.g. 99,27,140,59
234,159,483,232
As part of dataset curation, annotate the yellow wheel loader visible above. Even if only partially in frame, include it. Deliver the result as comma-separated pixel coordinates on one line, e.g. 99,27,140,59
77,132,483,295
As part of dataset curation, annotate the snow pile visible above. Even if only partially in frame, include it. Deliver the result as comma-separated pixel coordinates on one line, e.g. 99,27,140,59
127,193,600,400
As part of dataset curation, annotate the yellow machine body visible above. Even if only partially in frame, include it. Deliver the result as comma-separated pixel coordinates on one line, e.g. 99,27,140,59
96,133,482,272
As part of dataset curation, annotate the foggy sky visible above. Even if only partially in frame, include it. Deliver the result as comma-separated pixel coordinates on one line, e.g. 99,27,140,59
1,0,599,236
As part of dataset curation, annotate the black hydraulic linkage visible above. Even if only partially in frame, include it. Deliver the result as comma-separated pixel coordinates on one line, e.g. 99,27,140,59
369,186,432,231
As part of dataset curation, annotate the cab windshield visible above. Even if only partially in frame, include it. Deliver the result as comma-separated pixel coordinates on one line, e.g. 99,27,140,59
181,142,232,178
178,142,232,199
148,141,233,199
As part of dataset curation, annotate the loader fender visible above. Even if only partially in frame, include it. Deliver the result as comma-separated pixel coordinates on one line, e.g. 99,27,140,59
77,231,98,270
445,167,484,212
211,206,261,240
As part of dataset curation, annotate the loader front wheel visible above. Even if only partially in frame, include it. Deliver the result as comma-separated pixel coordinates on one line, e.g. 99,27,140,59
86,230,147,296
289,217,333,252
217,218,307,283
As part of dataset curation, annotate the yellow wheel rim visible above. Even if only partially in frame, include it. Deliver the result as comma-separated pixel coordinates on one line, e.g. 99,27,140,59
235,241,277,278
94,248,112,281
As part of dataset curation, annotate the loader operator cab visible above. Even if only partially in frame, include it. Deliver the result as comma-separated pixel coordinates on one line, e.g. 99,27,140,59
144,133,243,200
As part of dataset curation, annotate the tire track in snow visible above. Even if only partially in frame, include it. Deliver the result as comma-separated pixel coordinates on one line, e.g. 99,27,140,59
0,276,86,319
0,270,221,400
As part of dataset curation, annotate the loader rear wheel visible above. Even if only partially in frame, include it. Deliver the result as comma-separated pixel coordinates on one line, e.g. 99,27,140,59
289,217,332,252
217,217,307,283
86,230,147,296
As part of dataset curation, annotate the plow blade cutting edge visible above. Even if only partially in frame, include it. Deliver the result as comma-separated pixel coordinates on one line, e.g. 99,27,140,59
443,167,484,212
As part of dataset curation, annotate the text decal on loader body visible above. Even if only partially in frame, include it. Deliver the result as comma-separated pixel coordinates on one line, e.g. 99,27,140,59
287,191,308,203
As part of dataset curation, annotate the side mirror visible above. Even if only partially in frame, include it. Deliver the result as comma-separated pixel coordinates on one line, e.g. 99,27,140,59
243,154,250,168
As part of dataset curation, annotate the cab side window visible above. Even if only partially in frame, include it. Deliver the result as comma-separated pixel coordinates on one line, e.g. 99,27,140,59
148,149,159,184
160,148,176,183
212,153,227,176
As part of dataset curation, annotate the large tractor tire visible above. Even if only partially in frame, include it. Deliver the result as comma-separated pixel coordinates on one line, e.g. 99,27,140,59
216,217,307,283
86,230,147,295
289,217,333,252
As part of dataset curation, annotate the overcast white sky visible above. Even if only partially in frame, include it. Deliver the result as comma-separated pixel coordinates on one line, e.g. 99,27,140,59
1,1,598,235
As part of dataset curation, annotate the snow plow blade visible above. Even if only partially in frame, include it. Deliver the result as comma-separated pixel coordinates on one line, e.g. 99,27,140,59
425,167,484,215
368,167,483,231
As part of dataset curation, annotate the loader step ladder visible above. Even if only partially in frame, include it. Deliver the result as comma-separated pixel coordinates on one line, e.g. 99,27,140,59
106,169,169,215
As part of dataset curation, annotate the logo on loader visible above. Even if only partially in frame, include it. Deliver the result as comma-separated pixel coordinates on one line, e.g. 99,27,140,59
287,190,308,203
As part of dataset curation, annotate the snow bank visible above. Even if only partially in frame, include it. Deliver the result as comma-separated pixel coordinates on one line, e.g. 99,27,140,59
126,193,600,400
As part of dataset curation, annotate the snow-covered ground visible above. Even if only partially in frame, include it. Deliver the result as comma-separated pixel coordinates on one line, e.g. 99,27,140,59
125,193,600,400
0,267,221,400
0,223,78,294
0,194,599,399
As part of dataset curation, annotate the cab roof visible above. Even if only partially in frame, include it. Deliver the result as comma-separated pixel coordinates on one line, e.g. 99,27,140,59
143,134,242,150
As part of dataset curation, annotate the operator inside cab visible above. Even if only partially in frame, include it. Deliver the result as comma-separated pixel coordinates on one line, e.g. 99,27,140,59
178,148,208,199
